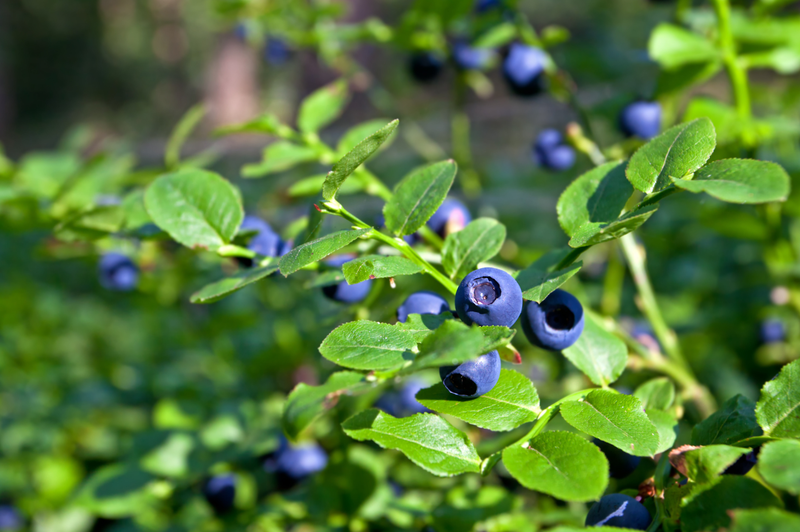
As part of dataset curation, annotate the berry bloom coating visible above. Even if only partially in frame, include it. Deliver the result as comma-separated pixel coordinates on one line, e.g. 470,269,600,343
503,43,547,96
427,199,471,237
203,474,236,514
522,289,584,351
619,101,662,139
760,318,785,344
593,438,641,479
321,256,373,304
452,41,494,71
376,378,430,416
455,267,523,327
274,442,328,479
439,350,501,398
723,451,758,476
0,505,21,531
409,53,444,83
534,130,576,171
585,494,651,530
397,291,451,323
98,253,139,292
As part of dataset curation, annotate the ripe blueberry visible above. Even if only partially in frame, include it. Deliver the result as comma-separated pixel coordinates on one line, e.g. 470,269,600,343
264,38,290,65
475,0,503,12
273,441,328,480
98,253,139,292
409,52,444,83
240,215,290,260
760,319,785,344
534,129,575,171
619,101,662,140
455,267,523,327
321,256,373,304
503,43,547,97
427,199,471,237
439,350,501,398
585,494,651,530
203,474,236,514
593,438,641,479
376,378,430,416
522,289,584,351
397,291,451,323
452,41,494,71
0,505,21,531
723,450,758,476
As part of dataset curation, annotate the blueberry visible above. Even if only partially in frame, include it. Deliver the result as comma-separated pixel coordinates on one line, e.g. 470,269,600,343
273,442,328,480
593,439,641,479
264,38,290,65
534,129,563,153
585,494,651,530
0,505,21,531
321,256,373,304
452,41,494,71
439,350,501,398
503,43,547,97
409,52,444,83
522,289,584,351
240,215,289,259
397,291,451,323
533,130,575,171
475,0,503,12
376,378,430,416
203,474,236,514
455,267,523,327
427,199,471,237
760,319,785,344
619,101,662,140
98,253,139,292
723,451,758,476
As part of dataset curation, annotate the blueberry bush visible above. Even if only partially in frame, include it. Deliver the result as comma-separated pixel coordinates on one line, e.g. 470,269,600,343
2,0,800,531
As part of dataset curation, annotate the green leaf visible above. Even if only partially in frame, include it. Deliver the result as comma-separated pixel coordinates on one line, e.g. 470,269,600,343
73,464,158,517
648,408,678,453
562,313,627,386
383,160,458,237
656,61,723,98
417,369,540,431
560,390,660,456
515,249,583,303
692,394,762,446
288,174,364,197
756,359,800,438
502,431,608,501
144,169,243,251
342,409,481,477
298,80,350,134
672,159,791,204
441,218,506,281
190,262,280,304
15,151,81,199
341,254,424,284
283,371,367,440
675,445,751,484
140,432,195,478
165,104,206,169
216,112,294,137
242,141,319,178
336,119,397,156
473,22,517,48
557,161,633,238
54,205,125,241
648,23,720,69
729,508,800,532
478,326,516,352
626,118,717,194
278,228,371,276
405,320,486,372
634,377,676,410
323,119,398,200
758,439,800,494
568,204,659,248
681,476,782,532
319,320,422,371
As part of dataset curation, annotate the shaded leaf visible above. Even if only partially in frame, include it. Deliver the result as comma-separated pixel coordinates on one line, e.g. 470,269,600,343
758,439,800,495
279,228,371,276
190,262,280,304
515,248,582,303
557,161,632,238
672,445,750,484
729,508,800,532
283,371,367,440
242,141,319,178
681,476,781,532
672,159,791,204
442,218,506,280
692,394,762,446
634,377,676,410
405,320,486,372
383,160,457,237
562,313,627,386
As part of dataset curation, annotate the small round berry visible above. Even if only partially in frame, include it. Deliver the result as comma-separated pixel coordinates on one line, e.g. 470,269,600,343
537,144,576,171
455,267,523,327
397,291,451,323
321,256,373,304
98,253,139,292
203,474,236,514
452,41,494,71
522,289,584,351
619,101,662,140
593,439,641,479
376,378,430,417
723,451,758,476
585,494,651,530
409,52,444,83
240,215,288,258
439,350,501,398
475,0,503,12
427,199,471,237
264,38,290,65
503,43,547,97
0,505,22,531
274,442,328,480
760,319,785,344
534,129,563,154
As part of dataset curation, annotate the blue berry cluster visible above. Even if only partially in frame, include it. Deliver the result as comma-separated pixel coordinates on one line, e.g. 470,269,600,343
322,255,373,304
534,129,576,171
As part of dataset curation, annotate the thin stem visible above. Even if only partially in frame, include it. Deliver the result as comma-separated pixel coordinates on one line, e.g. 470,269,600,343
452,75,482,197
555,246,589,271
514,389,594,445
600,242,625,317
640,185,680,208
